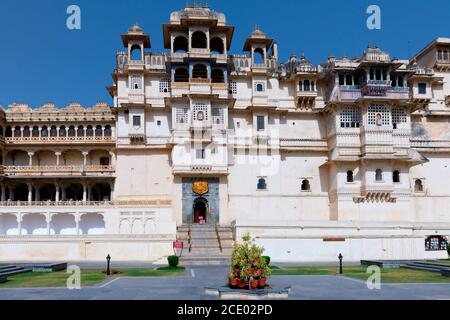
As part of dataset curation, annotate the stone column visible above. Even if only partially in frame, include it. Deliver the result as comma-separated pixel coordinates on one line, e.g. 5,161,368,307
109,150,116,167
46,214,51,235
82,151,89,166
27,182,33,203
109,182,115,202
55,151,62,166
17,214,22,236
28,152,34,166
75,215,80,235
55,183,60,202
82,182,87,202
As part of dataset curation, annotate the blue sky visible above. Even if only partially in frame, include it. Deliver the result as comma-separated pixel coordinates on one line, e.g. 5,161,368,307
0,0,448,108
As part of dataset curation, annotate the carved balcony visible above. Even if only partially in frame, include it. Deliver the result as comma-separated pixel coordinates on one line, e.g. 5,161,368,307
3,165,115,178
362,80,392,97
5,136,115,145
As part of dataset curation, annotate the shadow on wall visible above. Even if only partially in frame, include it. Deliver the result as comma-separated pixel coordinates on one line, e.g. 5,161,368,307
411,122,429,139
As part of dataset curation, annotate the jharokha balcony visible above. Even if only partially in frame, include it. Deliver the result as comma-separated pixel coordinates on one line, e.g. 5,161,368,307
2,165,115,177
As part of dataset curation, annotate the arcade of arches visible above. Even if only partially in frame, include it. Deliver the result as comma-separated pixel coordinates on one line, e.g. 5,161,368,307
0,181,113,202
0,212,105,235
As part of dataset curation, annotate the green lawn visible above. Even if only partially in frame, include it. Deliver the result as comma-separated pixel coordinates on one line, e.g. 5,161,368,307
0,267,185,288
272,266,450,283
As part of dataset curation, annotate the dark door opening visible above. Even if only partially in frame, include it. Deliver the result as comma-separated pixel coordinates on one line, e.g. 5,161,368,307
193,198,208,224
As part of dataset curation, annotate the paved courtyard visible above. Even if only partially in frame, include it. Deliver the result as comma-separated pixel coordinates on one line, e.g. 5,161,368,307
1,265,450,300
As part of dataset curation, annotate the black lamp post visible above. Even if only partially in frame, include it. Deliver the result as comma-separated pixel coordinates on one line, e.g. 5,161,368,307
338,253,343,274
106,254,111,276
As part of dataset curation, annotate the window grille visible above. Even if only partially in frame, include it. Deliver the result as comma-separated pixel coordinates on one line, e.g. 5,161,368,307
212,107,225,125
392,108,407,126
229,80,237,94
368,105,390,126
193,103,209,121
159,78,171,93
130,75,142,90
175,107,189,124
339,107,361,128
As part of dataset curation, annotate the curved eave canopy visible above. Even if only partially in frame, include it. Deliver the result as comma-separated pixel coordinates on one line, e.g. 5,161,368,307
121,34,151,48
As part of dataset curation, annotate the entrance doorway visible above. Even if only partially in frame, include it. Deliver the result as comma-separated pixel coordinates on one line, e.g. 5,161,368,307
193,197,208,224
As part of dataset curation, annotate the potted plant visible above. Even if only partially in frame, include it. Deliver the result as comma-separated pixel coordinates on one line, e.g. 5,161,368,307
250,277,258,290
228,233,271,290
228,272,239,288
238,273,248,289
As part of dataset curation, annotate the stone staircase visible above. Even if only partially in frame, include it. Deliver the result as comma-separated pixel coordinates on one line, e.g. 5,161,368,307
177,224,234,265
0,265,32,278
400,261,450,277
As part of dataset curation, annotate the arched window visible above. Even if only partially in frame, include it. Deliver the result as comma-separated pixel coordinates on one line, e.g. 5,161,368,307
253,48,264,64
104,125,112,137
398,76,404,87
415,179,424,192
41,126,48,137
0,126,3,136
130,44,142,61
347,170,354,183
191,31,207,49
5,126,12,137
174,68,189,82
68,126,76,137
77,126,84,137
304,80,310,91
210,37,224,54
173,36,188,53
23,126,30,137
32,126,39,137
59,126,66,137
298,80,303,91
375,169,383,182
14,126,21,137
95,125,103,137
86,125,94,137
256,83,264,92
211,69,224,83
257,178,267,190
301,179,311,191
50,126,57,137
393,170,400,183
192,64,208,79
311,81,315,91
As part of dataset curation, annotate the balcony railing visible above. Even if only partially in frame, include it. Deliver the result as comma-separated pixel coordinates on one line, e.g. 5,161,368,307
0,199,171,207
3,165,115,177
5,136,115,144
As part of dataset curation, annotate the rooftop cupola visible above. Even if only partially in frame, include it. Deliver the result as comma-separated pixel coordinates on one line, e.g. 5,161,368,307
243,25,277,67
121,22,151,61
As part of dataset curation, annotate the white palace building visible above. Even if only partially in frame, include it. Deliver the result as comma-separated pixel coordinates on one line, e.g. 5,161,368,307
1,4,450,263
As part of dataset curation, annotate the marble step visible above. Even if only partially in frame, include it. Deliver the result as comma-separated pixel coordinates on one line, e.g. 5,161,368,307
0,267,32,277
180,256,231,266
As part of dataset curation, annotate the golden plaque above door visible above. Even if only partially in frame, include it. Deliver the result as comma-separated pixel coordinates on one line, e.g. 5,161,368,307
193,181,209,195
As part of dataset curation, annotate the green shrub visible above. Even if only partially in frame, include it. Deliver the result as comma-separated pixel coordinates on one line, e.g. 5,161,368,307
167,255,179,267
262,256,271,266
447,243,450,257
